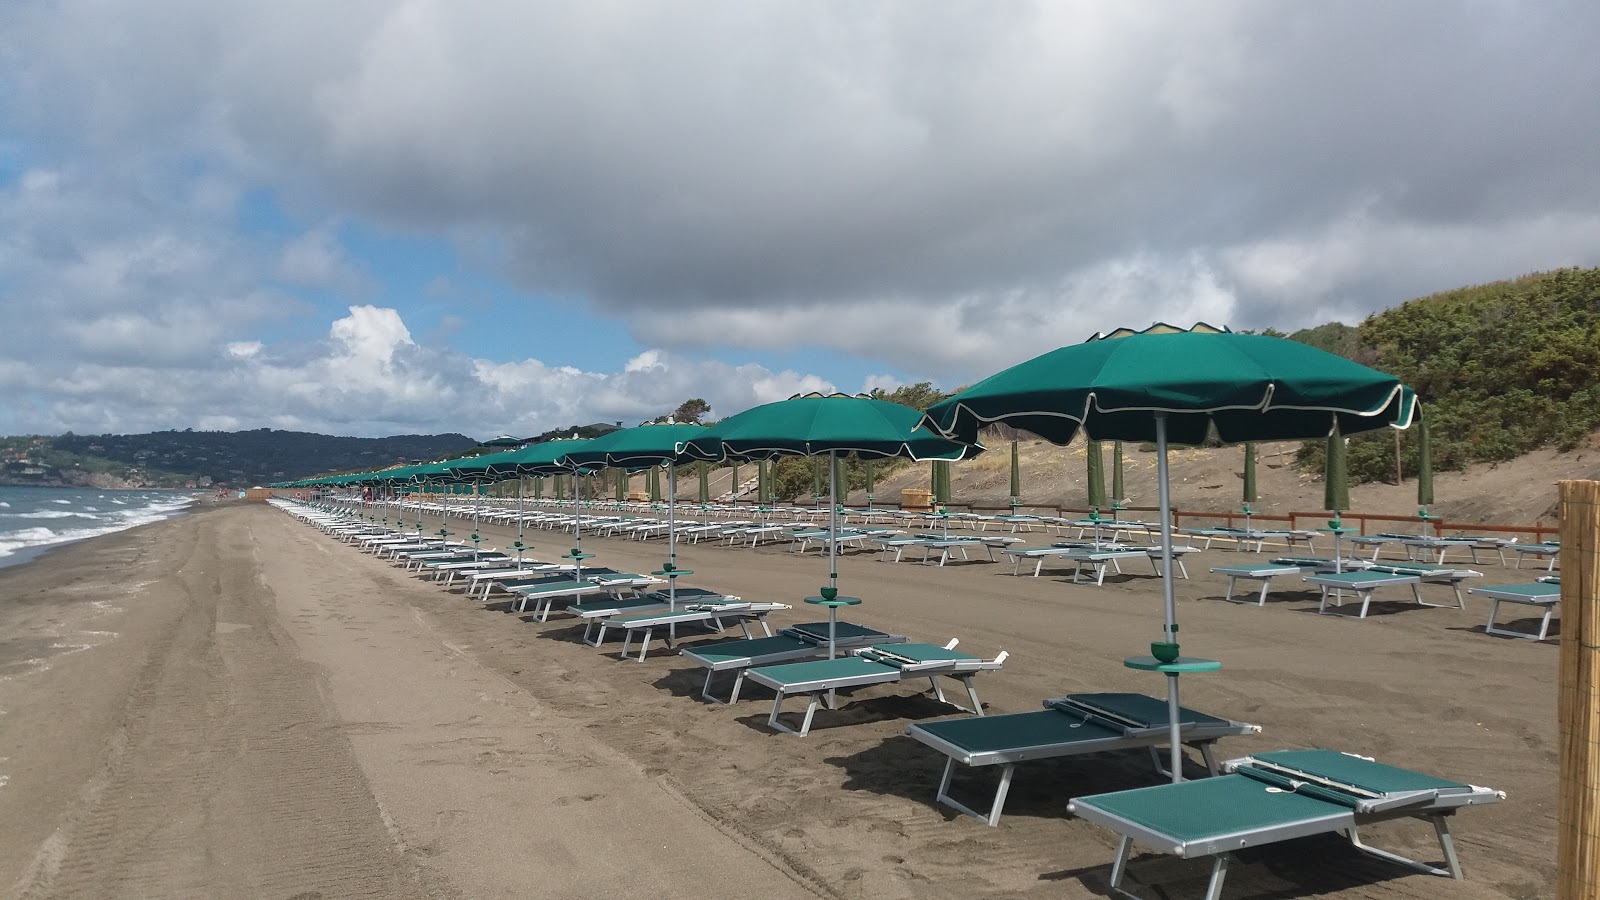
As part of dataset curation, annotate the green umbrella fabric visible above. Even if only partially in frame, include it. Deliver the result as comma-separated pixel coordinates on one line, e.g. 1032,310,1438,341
1112,441,1125,503
1324,427,1350,515
1086,440,1106,509
684,392,981,462
1417,418,1434,507
684,392,982,598
920,324,1417,784
921,329,1417,447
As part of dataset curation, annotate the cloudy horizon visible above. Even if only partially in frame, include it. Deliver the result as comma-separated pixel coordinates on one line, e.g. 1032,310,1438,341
4,1,1598,439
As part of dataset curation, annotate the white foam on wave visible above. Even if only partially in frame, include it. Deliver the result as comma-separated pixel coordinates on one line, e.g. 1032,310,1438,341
50,499,71,504
6,510,100,520
0,501,9,508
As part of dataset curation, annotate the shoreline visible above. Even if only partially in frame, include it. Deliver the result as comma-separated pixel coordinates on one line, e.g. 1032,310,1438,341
0,501,1558,898
0,489,207,573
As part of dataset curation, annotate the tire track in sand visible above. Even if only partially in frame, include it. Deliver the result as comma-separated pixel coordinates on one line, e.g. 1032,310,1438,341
18,510,433,900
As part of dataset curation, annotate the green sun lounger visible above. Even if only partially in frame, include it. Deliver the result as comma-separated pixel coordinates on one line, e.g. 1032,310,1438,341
506,572,659,621
1470,581,1561,640
746,642,1008,736
1511,541,1561,570
1302,570,1425,618
1069,749,1503,899
905,693,1260,825
679,622,909,704
1210,564,1313,605
596,601,791,661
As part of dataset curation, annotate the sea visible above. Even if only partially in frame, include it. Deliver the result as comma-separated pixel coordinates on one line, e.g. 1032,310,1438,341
0,485,201,570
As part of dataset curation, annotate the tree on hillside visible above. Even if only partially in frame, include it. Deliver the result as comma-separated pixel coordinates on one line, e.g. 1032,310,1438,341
672,398,710,423
869,381,951,411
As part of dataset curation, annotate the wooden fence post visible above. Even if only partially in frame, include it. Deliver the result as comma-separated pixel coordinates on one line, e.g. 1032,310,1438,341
1559,480,1600,898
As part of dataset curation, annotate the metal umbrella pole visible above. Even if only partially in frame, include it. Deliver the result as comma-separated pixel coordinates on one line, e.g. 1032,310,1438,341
1155,414,1183,783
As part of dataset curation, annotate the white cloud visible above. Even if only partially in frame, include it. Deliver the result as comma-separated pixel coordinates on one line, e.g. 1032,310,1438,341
2,2,1599,436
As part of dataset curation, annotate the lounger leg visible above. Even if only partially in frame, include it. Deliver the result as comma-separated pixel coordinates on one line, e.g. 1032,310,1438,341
1538,607,1554,641
1203,855,1230,900
1345,817,1458,878
1223,576,1238,603
1256,578,1271,606
1107,837,1135,893
700,668,727,704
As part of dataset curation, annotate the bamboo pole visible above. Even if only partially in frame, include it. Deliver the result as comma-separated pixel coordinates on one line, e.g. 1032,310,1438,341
1559,479,1600,898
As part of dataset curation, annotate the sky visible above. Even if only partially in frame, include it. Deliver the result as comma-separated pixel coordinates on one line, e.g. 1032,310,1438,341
3,2,1598,441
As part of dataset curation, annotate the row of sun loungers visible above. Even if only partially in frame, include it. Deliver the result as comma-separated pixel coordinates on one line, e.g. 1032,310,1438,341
282,499,1507,897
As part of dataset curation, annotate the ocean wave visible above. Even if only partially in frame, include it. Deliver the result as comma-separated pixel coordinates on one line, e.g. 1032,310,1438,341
50,499,71,504
0,501,9,507
0,495,198,560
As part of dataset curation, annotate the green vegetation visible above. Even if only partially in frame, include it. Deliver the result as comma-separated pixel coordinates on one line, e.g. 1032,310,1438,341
1294,266,1600,483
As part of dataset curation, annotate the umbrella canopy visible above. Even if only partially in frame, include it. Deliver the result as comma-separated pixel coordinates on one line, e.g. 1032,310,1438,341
558,423,711,607
1112,441,1125,504
1086,440,1106,509
921,324,1417,782
685,392,981,605
1324,427,1350,517
923,327,1415,447
477,434,527,448
1416,418,1434,508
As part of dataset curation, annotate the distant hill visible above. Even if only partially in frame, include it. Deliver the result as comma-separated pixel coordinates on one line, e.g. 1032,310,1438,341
1,429,478,488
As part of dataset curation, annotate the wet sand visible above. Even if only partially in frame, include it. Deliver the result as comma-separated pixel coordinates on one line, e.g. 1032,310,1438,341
0,501,1558,898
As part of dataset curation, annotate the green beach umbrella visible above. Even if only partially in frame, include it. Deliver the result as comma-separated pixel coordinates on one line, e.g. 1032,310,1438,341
1086,439,1106,509
685,392,980,661
684,392,980,607
863,458,876,507
812,457,825,504
1417,418,1434,508
1324,426,1349,519
698,463,710,504
559,423,711,609
921,324,1416,782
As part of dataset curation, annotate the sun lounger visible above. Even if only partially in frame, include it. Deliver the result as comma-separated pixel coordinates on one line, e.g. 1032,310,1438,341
1511,542,1560,570
1002,546,1139,579
746,641,1008,736
1303,570,1426,618
505,572,660,621
1209,564,1313,605
679,622,911,704
1068,749,1503,899
1398,536,1492,565
905,693,1260,826
1470,582,1560,640
1362,562,1481,606
873,535,984,565
568,586,737,626
598,601,792,662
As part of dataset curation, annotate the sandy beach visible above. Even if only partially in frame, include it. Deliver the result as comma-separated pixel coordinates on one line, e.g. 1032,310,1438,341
0,500,1558,899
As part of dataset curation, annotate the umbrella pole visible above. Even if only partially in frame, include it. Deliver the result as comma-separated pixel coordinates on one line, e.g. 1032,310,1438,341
668,465,678,611
828,451,839,592
1156,414,1184,784
516,477,526,567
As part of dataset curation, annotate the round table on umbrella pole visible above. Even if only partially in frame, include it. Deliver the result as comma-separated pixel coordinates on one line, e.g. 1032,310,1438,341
1124,652,1221,783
